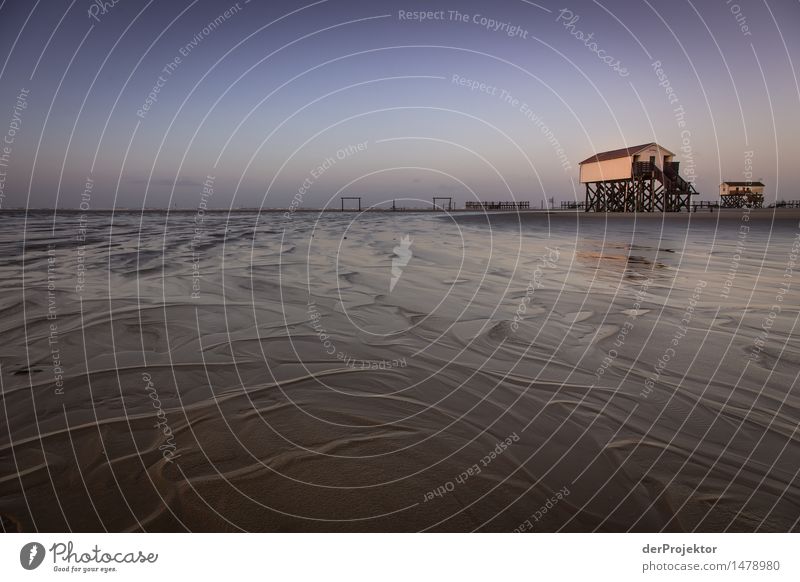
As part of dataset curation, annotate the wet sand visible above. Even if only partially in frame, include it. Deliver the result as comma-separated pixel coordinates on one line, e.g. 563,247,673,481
0,208,798,532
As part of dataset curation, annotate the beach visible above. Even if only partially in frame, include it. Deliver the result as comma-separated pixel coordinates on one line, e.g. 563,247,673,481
1,208,798,532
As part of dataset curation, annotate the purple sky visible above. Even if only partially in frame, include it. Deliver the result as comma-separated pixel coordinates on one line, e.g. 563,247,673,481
0,0,798,209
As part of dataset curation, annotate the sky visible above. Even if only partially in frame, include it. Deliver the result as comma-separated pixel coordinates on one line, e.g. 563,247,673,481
0,0,798,209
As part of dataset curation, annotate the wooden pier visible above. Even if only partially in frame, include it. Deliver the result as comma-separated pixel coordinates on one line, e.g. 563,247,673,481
691,201,719,212
464,201,530,210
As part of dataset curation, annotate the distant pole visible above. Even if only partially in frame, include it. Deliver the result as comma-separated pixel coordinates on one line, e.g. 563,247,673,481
340,196,362,211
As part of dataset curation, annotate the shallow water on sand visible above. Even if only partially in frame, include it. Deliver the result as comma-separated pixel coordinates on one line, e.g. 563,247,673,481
1,209,798,532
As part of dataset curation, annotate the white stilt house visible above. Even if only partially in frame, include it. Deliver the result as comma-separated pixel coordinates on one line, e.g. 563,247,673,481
579,143,698,212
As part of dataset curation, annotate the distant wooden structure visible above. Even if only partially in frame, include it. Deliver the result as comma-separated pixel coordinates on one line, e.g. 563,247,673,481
579,143,698,212
432,197,452,211
465,201,530,210
772,200,800,208
719,181,764,208
692,201,719,212
340,196,361,211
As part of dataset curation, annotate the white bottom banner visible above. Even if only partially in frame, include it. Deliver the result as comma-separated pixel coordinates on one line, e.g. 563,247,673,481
1,533,796,581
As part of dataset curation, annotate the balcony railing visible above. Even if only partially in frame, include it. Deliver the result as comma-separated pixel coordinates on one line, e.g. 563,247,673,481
632,161,655,176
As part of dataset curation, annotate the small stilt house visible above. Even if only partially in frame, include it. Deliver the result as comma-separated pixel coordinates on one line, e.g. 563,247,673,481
719,181,764,208
579,143,697,212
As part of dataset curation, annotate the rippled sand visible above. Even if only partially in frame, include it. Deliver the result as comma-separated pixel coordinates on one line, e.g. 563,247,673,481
1,209,798,532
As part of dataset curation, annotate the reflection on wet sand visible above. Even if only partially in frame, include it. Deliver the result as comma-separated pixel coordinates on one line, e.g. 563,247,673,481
575,241,674,282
